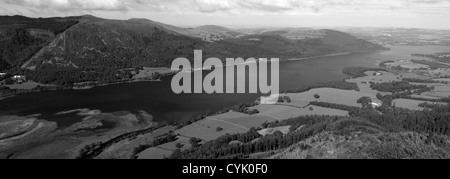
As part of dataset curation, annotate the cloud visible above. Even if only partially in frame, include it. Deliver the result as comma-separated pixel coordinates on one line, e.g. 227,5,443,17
1,0,449,16
2,0,129,12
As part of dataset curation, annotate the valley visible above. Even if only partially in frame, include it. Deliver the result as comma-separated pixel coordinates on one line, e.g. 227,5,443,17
0,15,449,159
1,44,449,159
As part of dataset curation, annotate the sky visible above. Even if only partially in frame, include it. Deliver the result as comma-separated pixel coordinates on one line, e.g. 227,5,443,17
0,0,450,29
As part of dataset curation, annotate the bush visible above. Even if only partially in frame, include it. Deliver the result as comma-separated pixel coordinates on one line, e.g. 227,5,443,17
283,96,292,103
176,143,184,149
189,137,202,148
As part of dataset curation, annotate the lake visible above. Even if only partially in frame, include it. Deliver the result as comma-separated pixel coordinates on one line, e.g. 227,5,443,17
1,46,448,128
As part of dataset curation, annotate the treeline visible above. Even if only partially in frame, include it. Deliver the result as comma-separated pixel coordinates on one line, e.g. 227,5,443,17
285,80,359,93
130,133,178,159
0,85,69,98
402,78,437,84
411,60,450,70
412,53,450,64
76,124,166,159
24,64,135,86
0,16,78,35
278,96,292,103
219,101,260,115
310,101,360,114
342,66,387,78
370,81,433,93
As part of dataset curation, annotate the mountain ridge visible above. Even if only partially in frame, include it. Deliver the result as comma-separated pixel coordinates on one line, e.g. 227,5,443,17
0,15,386,85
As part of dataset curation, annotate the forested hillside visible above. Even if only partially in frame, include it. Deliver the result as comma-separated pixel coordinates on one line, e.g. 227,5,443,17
0,16,78,71
170,100,450,159
0,15,385,85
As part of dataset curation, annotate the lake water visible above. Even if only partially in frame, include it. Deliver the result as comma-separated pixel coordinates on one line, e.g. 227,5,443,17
1,46,448,128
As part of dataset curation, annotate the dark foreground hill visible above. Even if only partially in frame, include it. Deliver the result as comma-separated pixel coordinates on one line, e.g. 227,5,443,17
170,100,450,159
0,15,385,85
270,127,450,159
170,117,450,159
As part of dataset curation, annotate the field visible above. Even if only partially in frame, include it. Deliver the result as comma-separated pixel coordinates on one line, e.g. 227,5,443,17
137,135,191,159
258,126,291,136
347,71,401,96
411,83,450,99
384,60,430,70
252,104,349,119
285,88,373,107
433,78,450,83
5,81,52,90
137,147,174,159
176,116,250,141
393,99,428,111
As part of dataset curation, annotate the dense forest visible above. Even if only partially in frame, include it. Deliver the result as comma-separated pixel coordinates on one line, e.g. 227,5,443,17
169,79,450,159
0,16,78,71
370,81,433,93
170,100,450,159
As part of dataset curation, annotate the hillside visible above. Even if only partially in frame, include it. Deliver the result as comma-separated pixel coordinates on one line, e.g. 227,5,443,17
191,25,243,42
170,115,450,159
270,130,450,159
0,15,385,85
0,15,78,71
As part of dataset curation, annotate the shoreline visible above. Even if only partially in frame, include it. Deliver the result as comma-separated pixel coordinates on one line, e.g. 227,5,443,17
1,50,383,99
72,79,164,90
287,50,380,62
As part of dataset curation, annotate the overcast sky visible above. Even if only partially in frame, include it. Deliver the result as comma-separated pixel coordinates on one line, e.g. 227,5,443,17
0,0,449,29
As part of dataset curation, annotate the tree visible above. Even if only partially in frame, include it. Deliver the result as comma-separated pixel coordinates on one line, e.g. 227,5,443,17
283,96,292,103
278,97,284,103
189,137,201,148
357,96,373,109
4,78,14,85
176,143,184,149
314,94,320,99
273,131,283,137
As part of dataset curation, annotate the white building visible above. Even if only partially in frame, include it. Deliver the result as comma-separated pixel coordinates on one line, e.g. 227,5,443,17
371,102,382,108
12,75,26,83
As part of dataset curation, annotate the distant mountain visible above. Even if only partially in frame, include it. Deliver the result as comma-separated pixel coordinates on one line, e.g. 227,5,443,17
190,25,243,42
0,15,386,85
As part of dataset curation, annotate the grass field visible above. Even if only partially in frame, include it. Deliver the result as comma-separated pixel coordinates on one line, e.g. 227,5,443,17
393,99,428,111
411,83,450,99
285,88,371,107
137,147,174,159
5,81,52,90
258,126,291,136
176,115,250,141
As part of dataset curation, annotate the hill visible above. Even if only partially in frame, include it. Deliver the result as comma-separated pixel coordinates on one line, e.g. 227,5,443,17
270,131,450,159
0,15,385,85
191,25,243,42
0,15,78,71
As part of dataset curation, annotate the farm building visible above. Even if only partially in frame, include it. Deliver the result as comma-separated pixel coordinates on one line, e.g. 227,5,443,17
12,75,27,83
